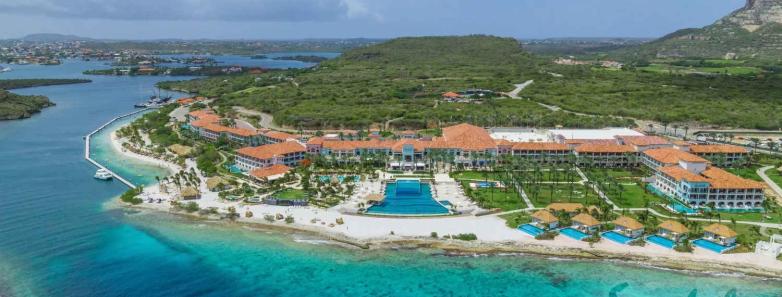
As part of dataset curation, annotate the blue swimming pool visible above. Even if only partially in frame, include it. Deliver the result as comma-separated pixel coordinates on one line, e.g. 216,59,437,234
646,185,699,214
602,231,635,245
366,180,450,216
319,175,360,183
646,235,676,249
518,224,545,237
560,228,589,240
475,181,501,188
693,239,734,253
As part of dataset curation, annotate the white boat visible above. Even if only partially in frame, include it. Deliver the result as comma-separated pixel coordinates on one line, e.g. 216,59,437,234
94,168,113,180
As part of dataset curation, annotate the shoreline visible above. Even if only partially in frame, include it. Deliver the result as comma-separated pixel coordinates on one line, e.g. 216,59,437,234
104,121,782,280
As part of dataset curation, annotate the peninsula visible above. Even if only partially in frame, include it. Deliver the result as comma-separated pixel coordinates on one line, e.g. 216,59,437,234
0,79,91,120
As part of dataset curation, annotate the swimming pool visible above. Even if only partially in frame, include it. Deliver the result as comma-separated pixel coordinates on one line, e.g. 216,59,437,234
366,180,450,216
693,239,735,253
560,228,589,240
518,224,545,237
645,184,699,214
646,235,676,249
319,175,360,183
472,181,503,188
602,231,635,245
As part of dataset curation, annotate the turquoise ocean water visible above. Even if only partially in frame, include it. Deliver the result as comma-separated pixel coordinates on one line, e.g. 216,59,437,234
0,58,781,297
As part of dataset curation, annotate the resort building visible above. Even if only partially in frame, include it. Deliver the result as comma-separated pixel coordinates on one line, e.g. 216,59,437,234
641,148,710,170
643,146,764,210
186,110,264,145
571,213,601,234
249,164,292,182
702,223,738,247
612,216,644,239
235,141,307,172
688,144,749,167
616,135,672,152
574,144,638,167
510,142,571,163
653,164,765,209
531,210,559,230
657,220,689,242
260,130,300,144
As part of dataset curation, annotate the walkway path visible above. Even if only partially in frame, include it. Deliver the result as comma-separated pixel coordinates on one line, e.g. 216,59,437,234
506,80,534,99
85,108,155,189
232,106,298,133
758,166,782,199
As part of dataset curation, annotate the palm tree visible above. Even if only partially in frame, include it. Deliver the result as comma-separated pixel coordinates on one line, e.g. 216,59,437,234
683,125,689,140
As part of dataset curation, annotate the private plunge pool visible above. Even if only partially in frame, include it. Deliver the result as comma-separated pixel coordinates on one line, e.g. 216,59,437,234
366,179,450,216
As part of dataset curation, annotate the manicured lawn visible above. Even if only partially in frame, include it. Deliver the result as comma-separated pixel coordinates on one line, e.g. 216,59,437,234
516,168,581,183
500,212,532,229
600,183,664,208
584,168,648,180
274,188,308,200
523,183,600,207
709,210,782,225
462,181,526,211
451,171,502,181
764,167,782,189
725,165,764,181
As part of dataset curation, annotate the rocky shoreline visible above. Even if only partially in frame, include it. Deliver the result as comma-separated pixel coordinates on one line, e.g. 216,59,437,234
119,202,782,280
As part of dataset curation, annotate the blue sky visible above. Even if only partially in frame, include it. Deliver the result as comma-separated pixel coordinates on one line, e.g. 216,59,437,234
0,0,745,40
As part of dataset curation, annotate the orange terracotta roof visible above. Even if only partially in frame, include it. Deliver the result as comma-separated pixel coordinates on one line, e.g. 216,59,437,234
237,141,305,160
391,139,430,152
658,165,710,183
431,123,496,151
701,167,765,189
659,220,689,234
307,137,324,145
689,144,748,154
572,213,601,226
250,164,291,179
442,91,460,97
613,216,644,230
512,142,570,151
495,139,514,146
264,130,298,141
619,136,671,146
575,144,635,153
643,148,709,164
188,110,221,123
199,123,259,137
703,223,738,238
672,140,691,146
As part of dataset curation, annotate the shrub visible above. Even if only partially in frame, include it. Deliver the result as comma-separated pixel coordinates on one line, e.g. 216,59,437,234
675,241,693,253
264,214,275,223
120,188,143,205
183,202,200,213
451,233,478,241
629,239,646,247
284,215,295,224
430,232,439,238
535,231,558,240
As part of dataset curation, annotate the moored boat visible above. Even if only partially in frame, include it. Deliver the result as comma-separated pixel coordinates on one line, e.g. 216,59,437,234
94,168,113,180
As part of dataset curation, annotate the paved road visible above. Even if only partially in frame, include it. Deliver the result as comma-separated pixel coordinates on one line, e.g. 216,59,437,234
506,80,534,99
232,106,299,133
758,166,782,199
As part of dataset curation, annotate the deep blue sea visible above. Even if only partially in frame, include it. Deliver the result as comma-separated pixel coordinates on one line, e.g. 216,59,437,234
1,59,781,297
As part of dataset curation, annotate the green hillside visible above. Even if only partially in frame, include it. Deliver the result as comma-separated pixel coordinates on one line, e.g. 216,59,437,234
0,91,54,120
161,35,631,129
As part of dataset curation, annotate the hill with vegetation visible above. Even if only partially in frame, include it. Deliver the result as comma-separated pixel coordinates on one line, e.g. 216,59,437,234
159,35,631,130
616,0,782,62
0,79,91,120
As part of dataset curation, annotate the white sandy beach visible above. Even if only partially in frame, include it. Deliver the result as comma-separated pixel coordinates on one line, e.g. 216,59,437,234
108,126,782,278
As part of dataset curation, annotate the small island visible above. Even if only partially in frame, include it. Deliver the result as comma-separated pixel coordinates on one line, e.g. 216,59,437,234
0,79,92,120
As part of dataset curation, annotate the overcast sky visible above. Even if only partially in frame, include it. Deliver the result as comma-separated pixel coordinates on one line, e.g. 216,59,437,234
0,0,745,40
